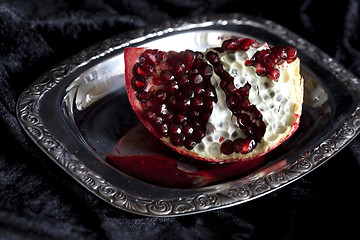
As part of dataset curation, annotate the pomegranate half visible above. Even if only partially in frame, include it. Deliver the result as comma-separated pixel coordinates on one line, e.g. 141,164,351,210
124,38,303,163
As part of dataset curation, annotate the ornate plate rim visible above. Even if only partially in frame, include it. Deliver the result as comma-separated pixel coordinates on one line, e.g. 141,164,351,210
16,13,360,217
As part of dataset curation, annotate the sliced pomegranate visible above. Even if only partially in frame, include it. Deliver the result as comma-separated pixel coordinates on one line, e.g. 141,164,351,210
124,38,304,163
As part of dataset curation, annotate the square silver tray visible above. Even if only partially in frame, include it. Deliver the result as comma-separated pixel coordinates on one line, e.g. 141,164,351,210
17,14,360,217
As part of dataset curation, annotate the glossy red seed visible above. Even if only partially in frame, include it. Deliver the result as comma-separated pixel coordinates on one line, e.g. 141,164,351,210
239,84,250,95
285,47,298,63
253,62,266,76
220,140,234,155
178,74,189,86
157,122,169,136
183,124,194,137
190,73,203,85
245,122,257,136
200,64,213,79
166,81,179,94
173,61,186,77
192,128,205,143
136,91,152,102
142,109,156,120
226,94,240,109
237,114,250,128
191,97,204,108
254,49,270,61
184,139,196,150
223,82,238,95
233,138,244,153
206,51,220,64
221,39,240,50
177,97,191,111
240,137,256,154
180,50,196,71
161,70,174,82
170,134,185,146
133,63,149,79
155,89,167,102
239,38,254,51
157,103,169,116
174,113,187,124
268,68,280,80
169,124,182,135
141,49,160,66
131,77,147,91
241,97,251,109
166,51,178,66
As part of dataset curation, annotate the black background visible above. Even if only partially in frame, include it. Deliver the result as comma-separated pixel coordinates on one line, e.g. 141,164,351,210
1,0,360,239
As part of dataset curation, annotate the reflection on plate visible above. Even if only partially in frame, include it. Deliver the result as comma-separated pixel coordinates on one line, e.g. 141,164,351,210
17,14,360,217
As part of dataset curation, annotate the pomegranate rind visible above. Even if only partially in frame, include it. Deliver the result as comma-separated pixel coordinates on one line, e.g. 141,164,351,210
124,46,303,163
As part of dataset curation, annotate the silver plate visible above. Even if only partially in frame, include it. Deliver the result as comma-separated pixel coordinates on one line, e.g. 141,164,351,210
17,14,360,217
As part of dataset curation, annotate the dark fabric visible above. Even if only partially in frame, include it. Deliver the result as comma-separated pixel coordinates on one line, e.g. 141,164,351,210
1,0,360,239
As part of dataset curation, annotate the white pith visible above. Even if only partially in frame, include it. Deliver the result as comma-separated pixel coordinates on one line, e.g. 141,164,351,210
188,43,303,160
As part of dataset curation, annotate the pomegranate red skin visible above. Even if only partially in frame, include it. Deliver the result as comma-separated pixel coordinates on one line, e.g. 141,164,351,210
124,47,302,163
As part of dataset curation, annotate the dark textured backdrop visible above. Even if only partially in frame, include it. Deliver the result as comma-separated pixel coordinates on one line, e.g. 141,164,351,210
1,0,360,239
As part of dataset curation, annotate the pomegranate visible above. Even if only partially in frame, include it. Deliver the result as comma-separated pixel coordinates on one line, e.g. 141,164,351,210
124,38,303,163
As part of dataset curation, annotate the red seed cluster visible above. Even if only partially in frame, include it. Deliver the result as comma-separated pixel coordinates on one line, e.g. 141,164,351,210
221,37,258,52
132,49,217,150
245,46,298,80
206,51,266,155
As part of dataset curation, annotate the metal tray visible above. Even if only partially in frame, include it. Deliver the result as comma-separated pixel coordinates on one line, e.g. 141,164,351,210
17,14,360,217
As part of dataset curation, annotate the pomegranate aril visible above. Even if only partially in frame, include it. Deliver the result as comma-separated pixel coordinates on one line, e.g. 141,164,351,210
254,49,270,61
240,97,251,109
200,64,213,79
166,95,177,108
238,38,254,51
157,103,170,116
136,91,152,102
142,49,161,66
133,63,149,79
268,68,280,80
166,51,178,66
170,134,185,146
223,82,238,95
213,63,224,76
178,74,190,86
226,94,240,109
174,113,188,124
206,51,220,64
245,122,257,136
220,140,234,155
190,73,203,85
161,70,175,83
173,61,186,77
180,50,196,71
285,47,298,63
190,97,204,109
237,114,250,128
183,124,194,137
131,77,147,92
157,122,169,136
240,137,257,154
169,124,182,135
142,109,156,120
155,89,167,102
221,39,239,50
166,81,179,94
192,128,205,143
233,138,244,153
184,139,196,150
194,85,205,95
